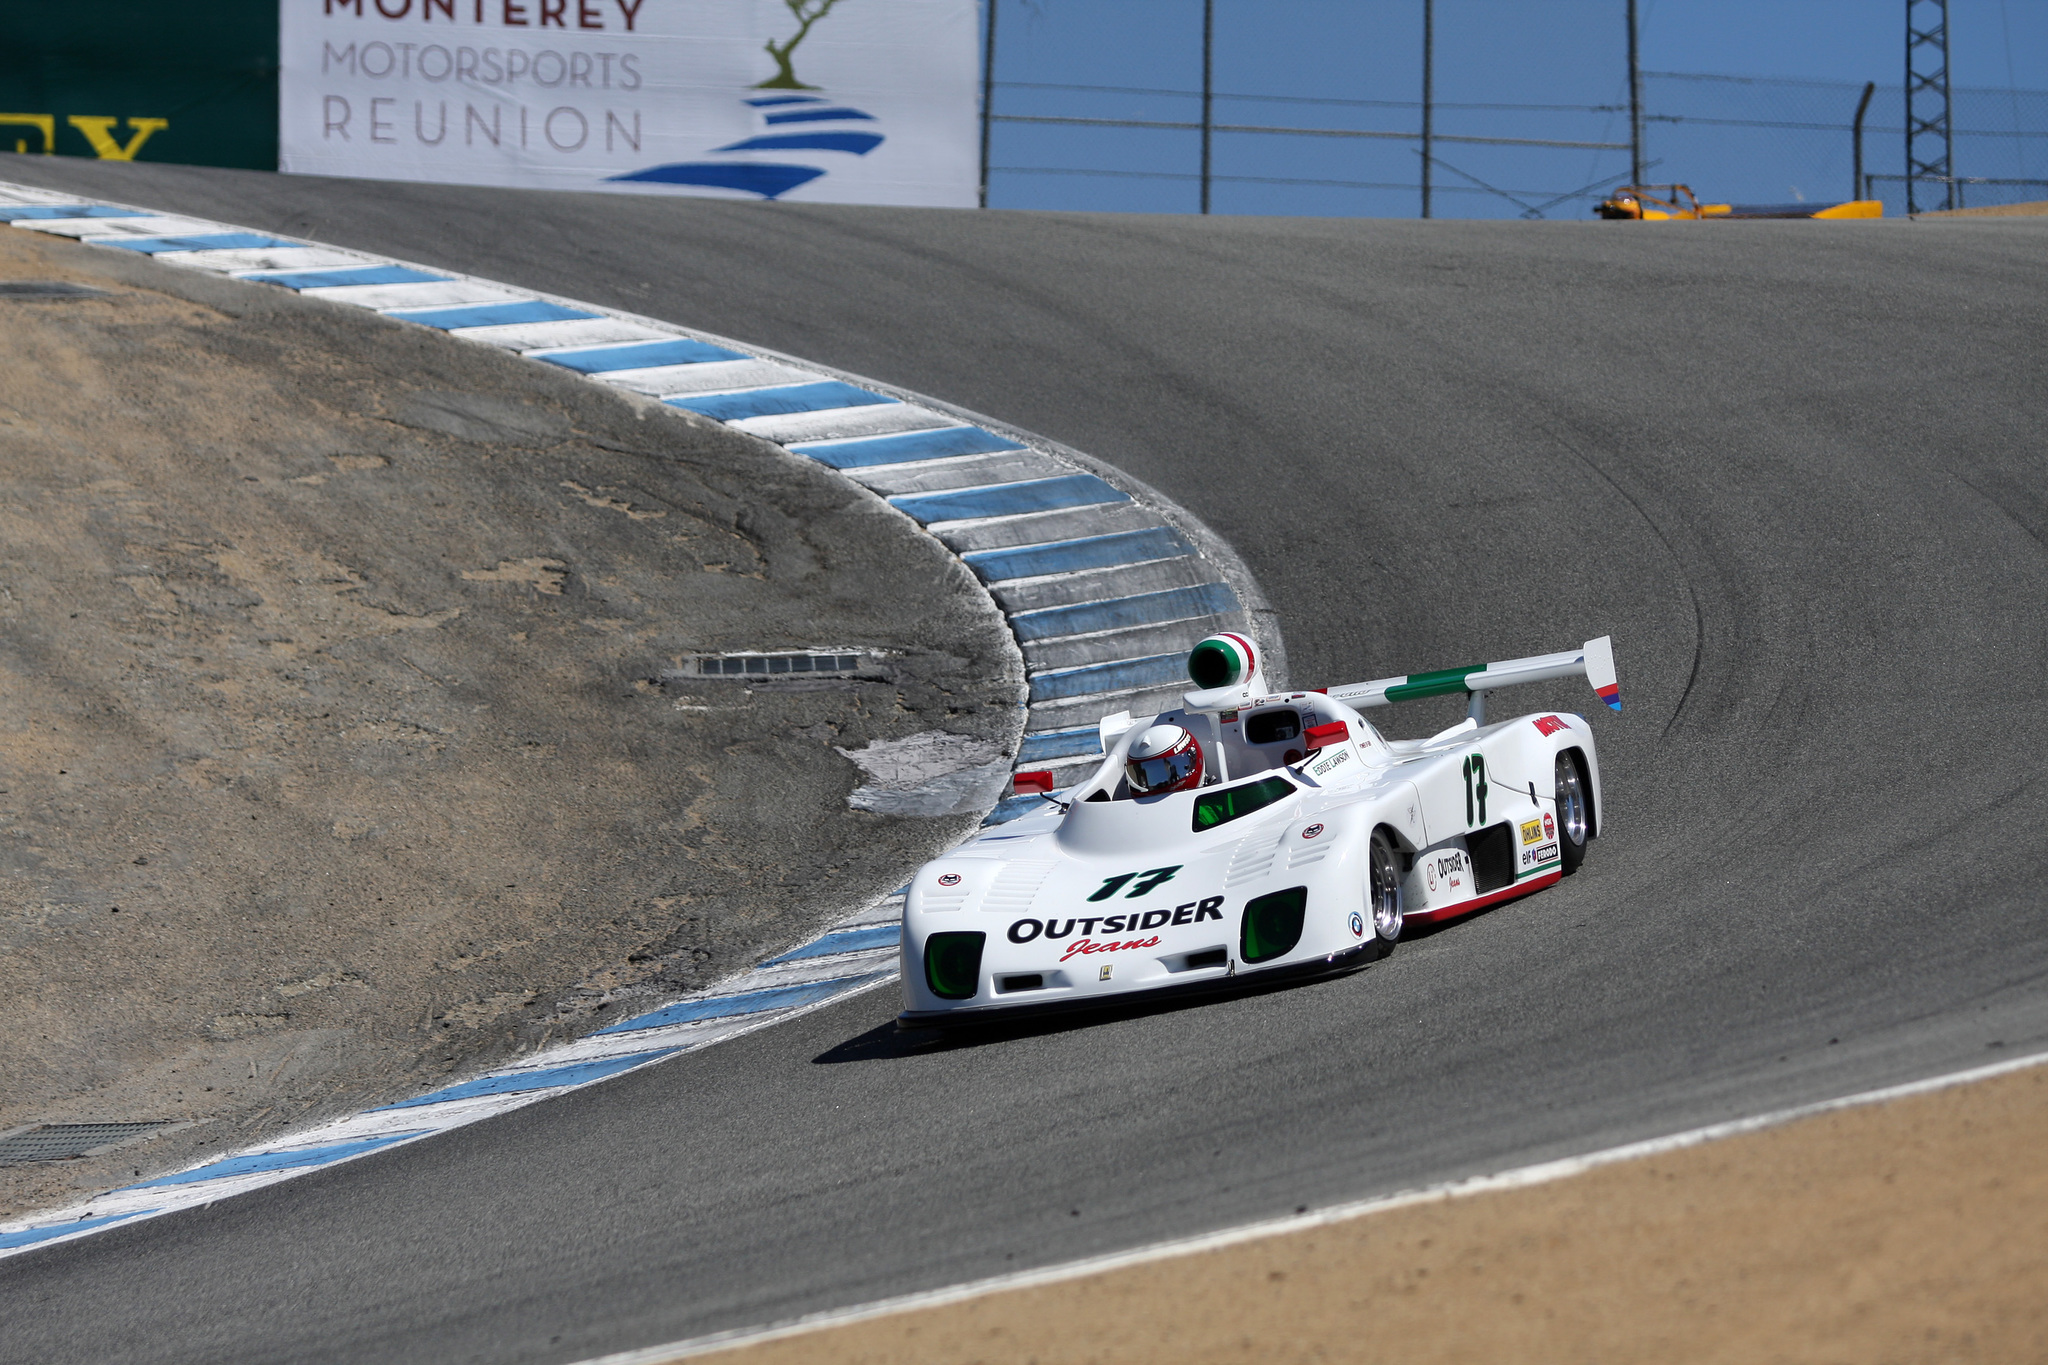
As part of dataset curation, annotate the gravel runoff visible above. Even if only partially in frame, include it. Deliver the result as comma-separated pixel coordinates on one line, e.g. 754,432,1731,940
0,224,1021,1218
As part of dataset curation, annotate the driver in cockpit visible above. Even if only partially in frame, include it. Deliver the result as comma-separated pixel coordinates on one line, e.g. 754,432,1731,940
1123,724,1206,796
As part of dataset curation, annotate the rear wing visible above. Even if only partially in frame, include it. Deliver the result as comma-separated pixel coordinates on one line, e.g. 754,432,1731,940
1325,636,1620,723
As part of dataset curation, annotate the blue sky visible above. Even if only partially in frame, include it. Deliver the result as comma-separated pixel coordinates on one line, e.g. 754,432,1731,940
981,1,2048,217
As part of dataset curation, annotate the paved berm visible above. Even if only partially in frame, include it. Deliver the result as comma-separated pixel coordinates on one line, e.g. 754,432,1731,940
696,1063,2048,1365
0,225,1019,1217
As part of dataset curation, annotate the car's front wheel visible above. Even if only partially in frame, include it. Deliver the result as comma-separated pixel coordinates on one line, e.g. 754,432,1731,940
1368,829,1404,954
1555,751,1591,874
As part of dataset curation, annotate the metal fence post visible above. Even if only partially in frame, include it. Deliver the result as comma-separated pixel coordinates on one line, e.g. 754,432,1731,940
1626,0,1644,187
979,0,998,209
1421,0,1434,218
1852,79,1875,203
1200,0,1215,214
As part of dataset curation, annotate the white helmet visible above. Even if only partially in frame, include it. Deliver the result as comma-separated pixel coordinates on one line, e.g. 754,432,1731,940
1125,724,1204,795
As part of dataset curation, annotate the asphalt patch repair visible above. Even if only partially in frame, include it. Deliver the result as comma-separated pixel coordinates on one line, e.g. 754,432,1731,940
681,1062,2048,1365
0,226,1020,1217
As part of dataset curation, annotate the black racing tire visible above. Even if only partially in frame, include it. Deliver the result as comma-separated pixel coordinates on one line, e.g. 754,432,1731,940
1368,828,1405,954
1555,750,1592,875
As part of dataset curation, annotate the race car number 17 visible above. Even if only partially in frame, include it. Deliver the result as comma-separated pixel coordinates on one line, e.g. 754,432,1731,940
1087,866,1182,901
1462,754,1489,825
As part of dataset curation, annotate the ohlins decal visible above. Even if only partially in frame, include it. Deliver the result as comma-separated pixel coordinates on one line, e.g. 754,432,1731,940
1008,896,1225,944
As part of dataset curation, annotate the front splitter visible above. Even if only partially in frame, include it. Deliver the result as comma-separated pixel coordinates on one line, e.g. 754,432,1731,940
897,940,1384,1032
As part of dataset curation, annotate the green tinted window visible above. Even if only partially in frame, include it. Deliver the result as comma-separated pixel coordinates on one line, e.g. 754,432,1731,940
1191,776,1296,832
1240,886,1308,964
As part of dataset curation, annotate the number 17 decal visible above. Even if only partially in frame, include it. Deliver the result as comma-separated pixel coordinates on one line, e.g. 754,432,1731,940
1462,753,1489,825
1087,866,1182,901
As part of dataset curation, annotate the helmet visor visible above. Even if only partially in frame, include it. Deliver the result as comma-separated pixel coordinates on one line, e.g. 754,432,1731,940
1127,745,1199,794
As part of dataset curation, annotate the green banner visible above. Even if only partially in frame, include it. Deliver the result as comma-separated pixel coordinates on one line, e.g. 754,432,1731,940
0,0,278,170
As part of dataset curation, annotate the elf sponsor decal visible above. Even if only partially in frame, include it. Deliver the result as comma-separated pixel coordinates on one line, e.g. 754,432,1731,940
1007,896,1225,944
1532,714,1570,737
1519,842,1560,869
1519,819,1543,845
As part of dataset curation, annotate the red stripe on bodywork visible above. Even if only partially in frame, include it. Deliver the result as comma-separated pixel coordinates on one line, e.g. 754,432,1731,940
1405,868,1562,926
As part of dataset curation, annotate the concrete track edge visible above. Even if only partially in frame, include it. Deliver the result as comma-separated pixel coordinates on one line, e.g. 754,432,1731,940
573,1047,2048,1364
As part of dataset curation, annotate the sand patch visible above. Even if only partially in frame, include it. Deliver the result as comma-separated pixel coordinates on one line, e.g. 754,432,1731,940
691,1063,2048,1365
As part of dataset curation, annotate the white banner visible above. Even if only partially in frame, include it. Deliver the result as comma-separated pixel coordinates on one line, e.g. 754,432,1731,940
280,0,978,207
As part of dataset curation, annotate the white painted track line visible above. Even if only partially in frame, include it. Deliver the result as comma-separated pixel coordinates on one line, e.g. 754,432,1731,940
570,1047,2048,1364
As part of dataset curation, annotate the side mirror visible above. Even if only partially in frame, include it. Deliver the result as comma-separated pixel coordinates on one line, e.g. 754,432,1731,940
1012,770,1055,796
1303,721,1350,752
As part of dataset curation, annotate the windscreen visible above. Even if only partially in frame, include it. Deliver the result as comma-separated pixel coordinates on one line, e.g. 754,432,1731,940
1192,776,1296,832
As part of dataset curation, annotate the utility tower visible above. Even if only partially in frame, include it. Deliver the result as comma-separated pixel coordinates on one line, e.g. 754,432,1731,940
1905,0,1955,212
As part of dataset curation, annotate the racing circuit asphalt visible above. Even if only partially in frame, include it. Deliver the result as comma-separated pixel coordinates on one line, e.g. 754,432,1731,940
3,162,2046,1365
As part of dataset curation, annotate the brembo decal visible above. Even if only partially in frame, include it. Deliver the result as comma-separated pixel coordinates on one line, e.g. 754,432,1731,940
1008,896,1225,943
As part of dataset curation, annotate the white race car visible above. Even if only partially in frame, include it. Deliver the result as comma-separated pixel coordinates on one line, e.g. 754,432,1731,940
898,633,1621,1027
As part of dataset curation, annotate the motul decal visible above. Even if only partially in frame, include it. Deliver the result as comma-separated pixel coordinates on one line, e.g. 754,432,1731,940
1007,896,1224,943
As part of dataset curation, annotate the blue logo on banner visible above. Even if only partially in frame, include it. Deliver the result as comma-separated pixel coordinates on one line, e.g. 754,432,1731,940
608,95,884,199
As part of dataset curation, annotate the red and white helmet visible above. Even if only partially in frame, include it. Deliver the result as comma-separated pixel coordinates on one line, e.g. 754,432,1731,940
1125,724,1204,795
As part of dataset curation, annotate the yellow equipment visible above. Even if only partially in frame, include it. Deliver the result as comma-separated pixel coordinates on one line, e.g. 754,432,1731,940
1597,184,1883,220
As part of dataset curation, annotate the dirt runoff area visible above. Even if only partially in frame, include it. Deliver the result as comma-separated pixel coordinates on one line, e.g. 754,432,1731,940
0,225,1020,1217
696,1061,2048,1365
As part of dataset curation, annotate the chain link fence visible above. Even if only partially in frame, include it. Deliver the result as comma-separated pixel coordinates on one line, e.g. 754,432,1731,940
987,70,2047,217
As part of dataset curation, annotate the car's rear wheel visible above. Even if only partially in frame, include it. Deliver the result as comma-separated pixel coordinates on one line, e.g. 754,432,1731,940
1555,752,1591,875
1368,829,1404,953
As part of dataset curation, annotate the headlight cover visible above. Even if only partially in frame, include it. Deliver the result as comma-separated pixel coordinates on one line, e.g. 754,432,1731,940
1240,886,1307,964
923,931,986,1000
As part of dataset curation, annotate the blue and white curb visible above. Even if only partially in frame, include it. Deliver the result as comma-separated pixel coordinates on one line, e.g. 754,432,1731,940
0,182,1278,815
0,177,1280,1257
0,896,902,1260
